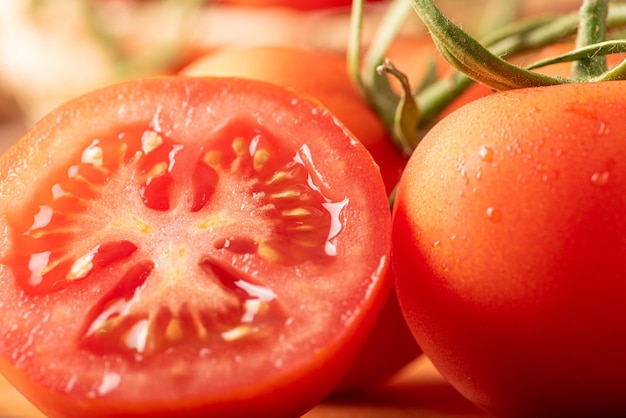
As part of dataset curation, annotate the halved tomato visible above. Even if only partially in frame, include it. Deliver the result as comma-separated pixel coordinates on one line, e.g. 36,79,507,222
0,77,392,417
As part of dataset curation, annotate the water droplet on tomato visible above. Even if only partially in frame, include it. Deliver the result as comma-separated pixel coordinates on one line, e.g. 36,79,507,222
486,207,502,223
591,171,610,186
479,145,494,163
459,168,469,185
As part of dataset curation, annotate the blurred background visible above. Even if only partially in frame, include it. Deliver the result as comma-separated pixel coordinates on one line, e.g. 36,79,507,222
0,0,585,154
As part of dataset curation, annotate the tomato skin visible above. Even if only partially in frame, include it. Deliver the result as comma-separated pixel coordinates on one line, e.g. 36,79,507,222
392,81,626,417
181,46,420,393
0,77,392,417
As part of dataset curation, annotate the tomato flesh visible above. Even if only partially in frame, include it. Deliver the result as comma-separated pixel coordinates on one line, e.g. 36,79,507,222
0,77,391,417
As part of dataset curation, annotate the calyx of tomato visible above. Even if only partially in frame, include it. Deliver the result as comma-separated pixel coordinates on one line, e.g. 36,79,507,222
349,0,626,156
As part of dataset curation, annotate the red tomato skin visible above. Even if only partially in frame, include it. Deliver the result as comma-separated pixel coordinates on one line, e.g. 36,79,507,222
392,81,626,417
0,77,392,417
181,46,421,392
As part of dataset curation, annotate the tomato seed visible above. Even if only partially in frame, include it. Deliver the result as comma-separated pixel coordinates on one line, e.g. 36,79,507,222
141,131,164,154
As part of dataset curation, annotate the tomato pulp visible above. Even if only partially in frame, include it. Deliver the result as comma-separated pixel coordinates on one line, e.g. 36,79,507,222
0,77,392,417
392,81,626,417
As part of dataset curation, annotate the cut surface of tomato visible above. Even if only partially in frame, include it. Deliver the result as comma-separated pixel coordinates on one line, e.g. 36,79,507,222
0,77,392,418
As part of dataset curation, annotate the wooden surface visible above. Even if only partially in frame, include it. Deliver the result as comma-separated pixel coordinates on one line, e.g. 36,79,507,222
0,356,487,418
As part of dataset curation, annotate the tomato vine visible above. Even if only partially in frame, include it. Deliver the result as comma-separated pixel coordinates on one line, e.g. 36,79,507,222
350,0,626,157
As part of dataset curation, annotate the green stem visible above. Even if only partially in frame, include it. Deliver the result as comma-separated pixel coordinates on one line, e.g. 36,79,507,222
361,0,416,137
410,0,565,91
473,0,522,38
377,60,420,155
355,1,626,156
416,71,473,131
362,0,414,88
598,57,626,81
526,40,626,70
572,0,610,79
347,0,366,95
348,0,422,154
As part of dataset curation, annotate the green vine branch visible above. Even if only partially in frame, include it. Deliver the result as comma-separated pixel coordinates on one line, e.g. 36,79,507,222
573,0,610,78
350,0,626,157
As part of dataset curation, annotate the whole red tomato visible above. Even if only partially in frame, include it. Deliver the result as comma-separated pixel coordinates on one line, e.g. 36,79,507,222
392,81,626,417
0,76,392,417
181,45,420,393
